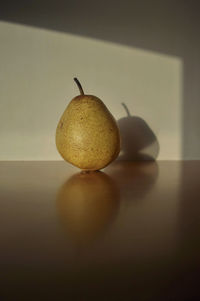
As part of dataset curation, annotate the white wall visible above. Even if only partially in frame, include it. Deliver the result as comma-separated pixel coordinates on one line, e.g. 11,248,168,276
0,21,182,160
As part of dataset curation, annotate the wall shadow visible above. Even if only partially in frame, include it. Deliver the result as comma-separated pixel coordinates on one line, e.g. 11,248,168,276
118,103,159,161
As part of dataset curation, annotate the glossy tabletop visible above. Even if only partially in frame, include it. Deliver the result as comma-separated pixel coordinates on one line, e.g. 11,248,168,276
0,161,200,300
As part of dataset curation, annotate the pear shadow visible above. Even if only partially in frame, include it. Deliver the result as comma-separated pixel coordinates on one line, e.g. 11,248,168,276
117,103,160,161
56,171,120,248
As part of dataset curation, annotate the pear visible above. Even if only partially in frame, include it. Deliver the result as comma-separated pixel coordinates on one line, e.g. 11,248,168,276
56,171,120,245
56,78,120,171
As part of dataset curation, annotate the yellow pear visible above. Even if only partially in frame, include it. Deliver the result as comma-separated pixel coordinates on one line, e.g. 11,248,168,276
56,78,120,171
56,171,120,245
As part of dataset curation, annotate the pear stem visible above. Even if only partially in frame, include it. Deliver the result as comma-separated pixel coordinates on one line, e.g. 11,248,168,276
74,78,84,95
122,103,131,117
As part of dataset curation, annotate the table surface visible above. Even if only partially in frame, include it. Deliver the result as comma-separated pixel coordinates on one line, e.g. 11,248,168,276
1,161,200,300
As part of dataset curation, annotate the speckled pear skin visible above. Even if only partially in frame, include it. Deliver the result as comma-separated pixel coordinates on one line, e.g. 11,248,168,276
56,95,120,171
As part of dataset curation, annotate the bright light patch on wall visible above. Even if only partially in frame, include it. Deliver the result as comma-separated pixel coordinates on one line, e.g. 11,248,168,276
0,21,182,160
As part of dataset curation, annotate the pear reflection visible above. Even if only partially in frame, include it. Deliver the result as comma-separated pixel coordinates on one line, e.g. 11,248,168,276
109,161,159,202
57,171,120,246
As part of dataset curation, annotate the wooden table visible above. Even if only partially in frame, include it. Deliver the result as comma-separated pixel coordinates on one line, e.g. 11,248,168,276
1,161,200,300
